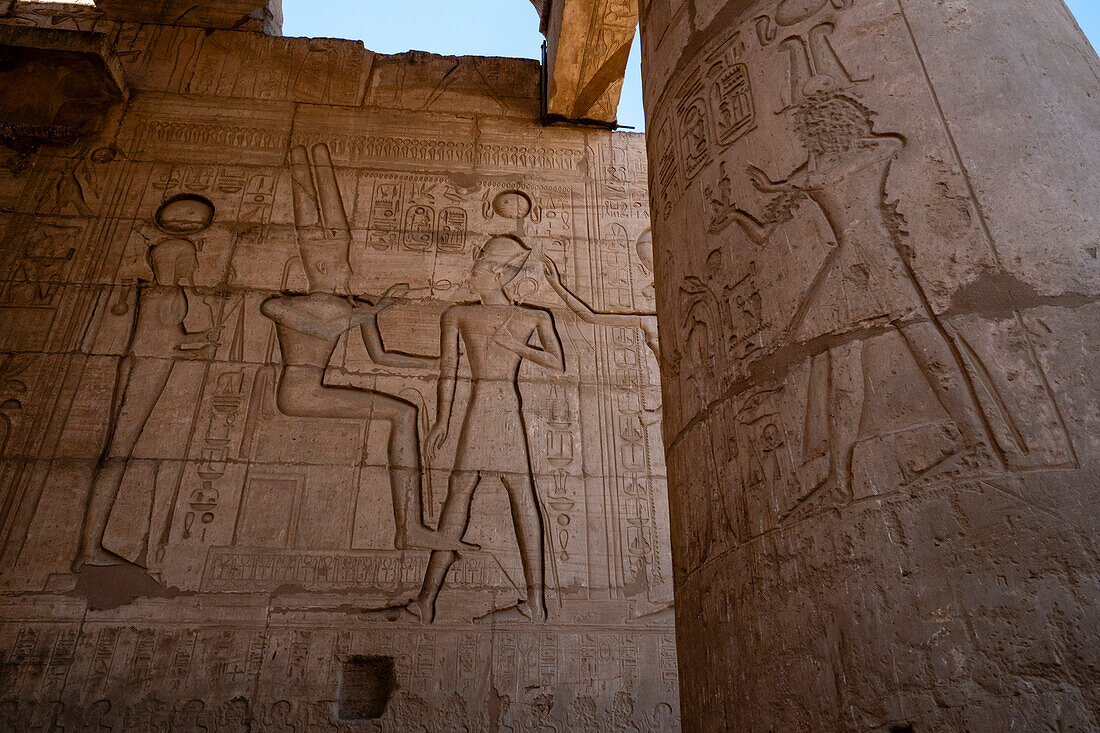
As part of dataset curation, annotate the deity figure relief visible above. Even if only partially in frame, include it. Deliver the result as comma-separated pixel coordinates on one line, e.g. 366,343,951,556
541,228,660,359
368,235,565,624
722,91,996,499
73,196,222,570
259,144,469,553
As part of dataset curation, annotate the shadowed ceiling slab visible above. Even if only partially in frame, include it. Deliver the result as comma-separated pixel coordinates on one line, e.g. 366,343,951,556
94,0,281,32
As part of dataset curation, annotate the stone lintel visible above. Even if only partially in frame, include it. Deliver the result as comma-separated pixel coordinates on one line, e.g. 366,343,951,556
542,0,637,125
94,0,282,34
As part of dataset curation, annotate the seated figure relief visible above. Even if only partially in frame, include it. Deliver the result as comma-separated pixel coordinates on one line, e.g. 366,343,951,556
259,143,472,554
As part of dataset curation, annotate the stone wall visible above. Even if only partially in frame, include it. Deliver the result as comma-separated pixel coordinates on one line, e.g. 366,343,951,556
0,4,676,730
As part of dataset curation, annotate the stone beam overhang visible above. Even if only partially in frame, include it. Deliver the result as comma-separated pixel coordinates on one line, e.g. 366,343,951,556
0,24,127,149
540,0,637,126
93,0,282,33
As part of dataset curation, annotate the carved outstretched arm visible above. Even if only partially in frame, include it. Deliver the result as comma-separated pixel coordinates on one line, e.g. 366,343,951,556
426,309,461,457
259,296,329,339
543,256,656,323
747,164,801,194
725,162,809,246
354,284,438,370
727,208,771,246
358,320,437,369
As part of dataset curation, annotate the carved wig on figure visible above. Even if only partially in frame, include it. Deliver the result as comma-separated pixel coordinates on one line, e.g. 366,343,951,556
367,235,566,624
259,143,471,553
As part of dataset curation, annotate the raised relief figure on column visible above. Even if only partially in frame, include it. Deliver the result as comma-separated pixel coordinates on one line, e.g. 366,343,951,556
722,91,998,506
369,235,566,624
259,143,469,553
74,195,221,570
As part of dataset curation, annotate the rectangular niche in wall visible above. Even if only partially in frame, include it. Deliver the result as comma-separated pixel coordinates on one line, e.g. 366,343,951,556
339,655,397,720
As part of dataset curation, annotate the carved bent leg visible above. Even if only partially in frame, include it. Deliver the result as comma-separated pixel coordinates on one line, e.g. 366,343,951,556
361,470,483,625
384,403,476,553
276,371,473,552
73,461,129,569
410,470,482,623
799,351,832,492
793,343,861,516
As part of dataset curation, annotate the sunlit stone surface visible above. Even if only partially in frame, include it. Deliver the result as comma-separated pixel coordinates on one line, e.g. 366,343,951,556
0,3,676,728
641,0,1100,729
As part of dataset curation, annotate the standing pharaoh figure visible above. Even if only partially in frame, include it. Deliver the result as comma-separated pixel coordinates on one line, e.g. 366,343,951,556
723,91,996,500
73,196,221,570
368,235,565,624
259,143,469,553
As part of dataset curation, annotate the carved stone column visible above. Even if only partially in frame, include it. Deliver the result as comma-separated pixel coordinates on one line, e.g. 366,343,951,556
640,0,1100,728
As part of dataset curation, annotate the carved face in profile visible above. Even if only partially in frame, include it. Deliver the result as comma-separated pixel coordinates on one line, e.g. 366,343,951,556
298,236,352,295
467,236,530,296
148,238,198,286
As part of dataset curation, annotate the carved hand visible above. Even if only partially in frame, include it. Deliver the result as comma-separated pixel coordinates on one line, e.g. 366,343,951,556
541,255,565,286
377,282,410,310
350,298,387,321
352,283,410,322
492,317,525,355
747,165,789,194
426,420,449,460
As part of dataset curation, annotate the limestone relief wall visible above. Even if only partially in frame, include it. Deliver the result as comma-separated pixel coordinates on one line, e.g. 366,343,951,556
640,0,1099,729
0,4,677,730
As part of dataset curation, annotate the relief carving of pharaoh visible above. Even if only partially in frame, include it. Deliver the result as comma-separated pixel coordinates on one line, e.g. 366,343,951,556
368,234,566,624
260,144,469,554
715,90,1000,509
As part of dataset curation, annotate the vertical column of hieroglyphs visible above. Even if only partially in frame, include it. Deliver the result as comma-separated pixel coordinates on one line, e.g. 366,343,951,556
641,0,1100,729
0,3,681,728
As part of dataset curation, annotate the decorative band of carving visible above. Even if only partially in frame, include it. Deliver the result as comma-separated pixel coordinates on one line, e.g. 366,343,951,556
149,121,285,151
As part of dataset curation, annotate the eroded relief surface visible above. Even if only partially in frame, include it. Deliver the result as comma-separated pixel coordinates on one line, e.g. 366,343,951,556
644,0,1099,729
0,6,677,729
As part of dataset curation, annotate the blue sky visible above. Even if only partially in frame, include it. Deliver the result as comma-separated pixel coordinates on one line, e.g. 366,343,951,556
284,0,1099,132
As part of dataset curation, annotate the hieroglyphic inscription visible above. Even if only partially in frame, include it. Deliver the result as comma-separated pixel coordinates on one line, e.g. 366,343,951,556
654,36,757,218
364,175,470,253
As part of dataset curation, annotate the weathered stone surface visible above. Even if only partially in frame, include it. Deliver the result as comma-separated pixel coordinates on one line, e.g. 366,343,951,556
0,7,676,730
543,0,638,124
642,0,1100,729
96,0,282,34
0,24,127,154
